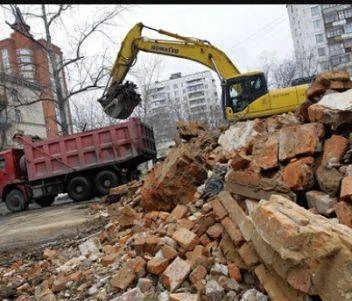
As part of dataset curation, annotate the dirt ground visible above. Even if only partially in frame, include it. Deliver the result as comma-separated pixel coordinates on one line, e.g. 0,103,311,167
0,197,103,255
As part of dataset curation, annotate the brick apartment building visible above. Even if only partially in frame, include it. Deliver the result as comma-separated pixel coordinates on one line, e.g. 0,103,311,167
0,9,72,137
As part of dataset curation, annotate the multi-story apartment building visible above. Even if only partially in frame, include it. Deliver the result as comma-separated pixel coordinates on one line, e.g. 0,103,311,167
0,8,72,138
144,70,222,145
287,5,352,75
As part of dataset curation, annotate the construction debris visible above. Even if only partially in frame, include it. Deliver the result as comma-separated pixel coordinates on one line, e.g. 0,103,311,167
1,70,352,301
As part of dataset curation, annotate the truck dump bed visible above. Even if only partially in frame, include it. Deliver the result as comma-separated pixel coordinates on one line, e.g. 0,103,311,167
17,118,156,182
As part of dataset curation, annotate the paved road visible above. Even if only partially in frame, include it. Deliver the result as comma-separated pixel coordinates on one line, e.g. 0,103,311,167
0,195,103,253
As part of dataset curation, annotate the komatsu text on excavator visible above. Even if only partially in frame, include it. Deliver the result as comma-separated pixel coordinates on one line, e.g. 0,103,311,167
98,23,309,121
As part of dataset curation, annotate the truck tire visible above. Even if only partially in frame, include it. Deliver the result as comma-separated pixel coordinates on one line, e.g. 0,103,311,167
35,196,56,208
68,176,92,202
5,189,26,213
94,170,119,195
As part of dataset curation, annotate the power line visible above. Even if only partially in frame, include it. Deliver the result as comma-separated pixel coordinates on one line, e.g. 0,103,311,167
227,13,287,51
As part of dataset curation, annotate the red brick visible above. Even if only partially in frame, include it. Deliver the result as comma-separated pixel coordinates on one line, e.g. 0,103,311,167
254,264,307,301
278,123,325,161
161,245,178,260
322,135,349,166
229,155,250,170
68,271,82,282
281,157,315,191
252,135,279,170
206,223,224,239
103,244,119,255
340,177,352,202
189,264,207,289
140,145,208,211
211,198,227,220
238,242,259,267
334,201,352,228
186,245,208,268
228,263,242,282
218,191,254,241
101,253,118,267
147,257,169,275
308,104,352,128
172,228,199,251
160,257,191,292
168,205,189,221
221,217,244,246
199,233,211,246
225,170,262,187
43,249,57,260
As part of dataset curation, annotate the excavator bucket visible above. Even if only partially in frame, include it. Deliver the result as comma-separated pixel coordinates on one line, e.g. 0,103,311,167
98,81,141,119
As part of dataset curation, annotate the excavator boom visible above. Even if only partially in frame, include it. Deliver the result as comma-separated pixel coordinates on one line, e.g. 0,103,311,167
98,23,240,119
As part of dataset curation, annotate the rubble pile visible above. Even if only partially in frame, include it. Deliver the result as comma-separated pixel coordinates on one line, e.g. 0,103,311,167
1,70,352,301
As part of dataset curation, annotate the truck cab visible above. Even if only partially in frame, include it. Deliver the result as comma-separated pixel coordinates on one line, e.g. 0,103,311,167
0,149,29,212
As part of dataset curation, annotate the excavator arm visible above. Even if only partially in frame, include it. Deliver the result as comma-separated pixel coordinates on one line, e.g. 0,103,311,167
98,23,241,119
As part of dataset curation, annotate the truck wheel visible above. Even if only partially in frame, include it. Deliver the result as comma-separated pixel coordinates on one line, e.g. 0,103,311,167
5,189,26,213
68,176,91,202
94,170,119,195
35,196,56,208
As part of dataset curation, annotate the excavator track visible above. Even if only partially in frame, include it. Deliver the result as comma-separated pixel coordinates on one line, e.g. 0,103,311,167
98,81,141,119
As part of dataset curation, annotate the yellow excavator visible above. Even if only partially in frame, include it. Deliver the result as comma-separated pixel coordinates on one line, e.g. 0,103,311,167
98,23,309,121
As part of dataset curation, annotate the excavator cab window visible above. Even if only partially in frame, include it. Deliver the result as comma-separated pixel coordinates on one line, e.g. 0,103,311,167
226,73,267,113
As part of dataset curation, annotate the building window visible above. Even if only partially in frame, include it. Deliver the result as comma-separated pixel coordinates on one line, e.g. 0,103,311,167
10,89,19,103
315,33,324,43
21,71,35,80
345,23,352,34
16,48,33,56
324,12,338,23
329,43,345,55
344,39,352,48
311,6,320,17
1,49,12,74
318,47,326,57
173,84,178,89
339,9,352,20
14,109,22,122
326,27,344,38
313,19,322,30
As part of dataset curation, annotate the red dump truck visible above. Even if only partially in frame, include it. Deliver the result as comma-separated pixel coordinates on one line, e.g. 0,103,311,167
0,118,156,213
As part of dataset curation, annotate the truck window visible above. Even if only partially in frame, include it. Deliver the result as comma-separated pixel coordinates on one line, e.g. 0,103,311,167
0,157,5,170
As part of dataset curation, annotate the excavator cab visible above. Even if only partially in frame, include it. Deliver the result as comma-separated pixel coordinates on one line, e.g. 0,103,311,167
224,72,268,116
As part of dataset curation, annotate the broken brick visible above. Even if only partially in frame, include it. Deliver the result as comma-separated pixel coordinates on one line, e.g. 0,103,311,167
172,227,199,250
168,204,189,221
334,201,352,228
206,223,224,239
281,157,315,191
147,257,169,275
161,245,178,260
340,176,352,202
278,123,325,161
238,242,259,267
322,135,349,166
228,263,242,282
211,198,228,220
189,264,207,289
221,217,244,246
160,257,191,292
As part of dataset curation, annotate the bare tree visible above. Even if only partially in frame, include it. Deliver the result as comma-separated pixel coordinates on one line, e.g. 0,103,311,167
295,48,318,78
71,96,117,133
272,58,297,88
129,55,164,123
3,4,128,135
258,50,277,89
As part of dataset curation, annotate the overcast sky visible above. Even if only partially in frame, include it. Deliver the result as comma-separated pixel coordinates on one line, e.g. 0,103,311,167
0,4,294,82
